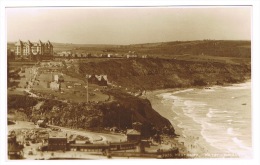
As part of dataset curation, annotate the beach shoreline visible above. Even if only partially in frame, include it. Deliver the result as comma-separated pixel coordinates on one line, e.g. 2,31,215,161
143,81,251,158
145,91,224,158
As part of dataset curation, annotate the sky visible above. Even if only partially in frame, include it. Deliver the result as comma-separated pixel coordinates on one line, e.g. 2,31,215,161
6,6,251,45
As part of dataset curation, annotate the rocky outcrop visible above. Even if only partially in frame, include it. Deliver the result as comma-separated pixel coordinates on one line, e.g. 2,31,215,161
8,93,174,137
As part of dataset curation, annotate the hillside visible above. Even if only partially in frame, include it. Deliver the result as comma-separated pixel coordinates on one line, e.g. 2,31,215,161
77,58,251,91
8,93,174,137
124,40,251,58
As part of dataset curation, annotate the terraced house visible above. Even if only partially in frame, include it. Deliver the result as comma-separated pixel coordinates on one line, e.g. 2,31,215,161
15,40,53,59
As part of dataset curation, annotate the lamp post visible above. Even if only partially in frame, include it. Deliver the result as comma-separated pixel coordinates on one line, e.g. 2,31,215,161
86,74,89,103
117,104,120,130
131,108,134,128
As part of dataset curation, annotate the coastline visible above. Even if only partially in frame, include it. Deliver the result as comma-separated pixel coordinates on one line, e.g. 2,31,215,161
144,80,251,158
145,90,223,158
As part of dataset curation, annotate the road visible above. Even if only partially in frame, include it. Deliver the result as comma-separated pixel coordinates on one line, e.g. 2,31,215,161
48,124,127,143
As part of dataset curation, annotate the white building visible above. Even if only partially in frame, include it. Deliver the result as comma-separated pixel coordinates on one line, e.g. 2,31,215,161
15,40,53,58
50,82,60,91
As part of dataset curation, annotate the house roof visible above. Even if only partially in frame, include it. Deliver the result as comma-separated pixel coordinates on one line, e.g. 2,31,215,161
49,132,67,139
132,122,142,126
15,40,23,46
27,40,33,46
126,129,141,135
89,75,108,81
14,40,52,46
38,40,43,45
70,143,109,148
47,40,53,46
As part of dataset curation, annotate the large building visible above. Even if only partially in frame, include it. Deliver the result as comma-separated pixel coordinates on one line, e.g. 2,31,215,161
126,129,141,142
15,40,53,59
48,132,67,151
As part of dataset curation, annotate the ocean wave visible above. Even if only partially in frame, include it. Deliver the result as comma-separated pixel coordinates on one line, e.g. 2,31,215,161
206,110,230,118
160,93,180,101
232,120,247,124
159,93,173,99
171,88,195,95
183,108,194,114
155,81,251,158
184,100,207,108
200,129,226,151
227,119,233,124
232,137,252,151
227,139,252,158
227,127,235,136
223,82,251,90
206,111,213,118
203,89,216,92
206,108,221,118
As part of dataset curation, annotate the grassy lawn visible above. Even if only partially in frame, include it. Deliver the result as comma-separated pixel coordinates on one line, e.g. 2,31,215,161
7,89,25,95
33,84,109,103
8,61,110,103
32,67,109,103
165,54,250,65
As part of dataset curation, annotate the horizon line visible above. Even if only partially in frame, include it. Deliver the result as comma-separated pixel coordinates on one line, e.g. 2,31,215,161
7,39,251,46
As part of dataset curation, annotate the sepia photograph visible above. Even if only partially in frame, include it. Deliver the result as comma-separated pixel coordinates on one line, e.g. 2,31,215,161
2,1,260,163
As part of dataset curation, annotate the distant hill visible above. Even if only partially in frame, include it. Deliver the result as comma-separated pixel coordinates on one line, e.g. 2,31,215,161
7,40,251,58
123,40,251,58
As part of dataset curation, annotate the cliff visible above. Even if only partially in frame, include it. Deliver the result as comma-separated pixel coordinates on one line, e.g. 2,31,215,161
8,94,174,137
78,58,251,91
98,89,175,137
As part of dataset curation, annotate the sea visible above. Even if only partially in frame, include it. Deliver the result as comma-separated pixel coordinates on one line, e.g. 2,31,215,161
158,81,252,158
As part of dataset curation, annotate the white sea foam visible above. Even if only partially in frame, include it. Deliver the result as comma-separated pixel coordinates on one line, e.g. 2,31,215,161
157,82,251,158
232,137,252,151
183,100,207,108
206,111,213,118
227,127,235,135
172,88,194,95
203,89,215,92
227,119,233,123
206,108,220,118
223,82,251,90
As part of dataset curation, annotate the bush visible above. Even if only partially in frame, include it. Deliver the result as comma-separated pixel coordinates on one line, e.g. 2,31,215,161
8,95,38,109
193,78,207,86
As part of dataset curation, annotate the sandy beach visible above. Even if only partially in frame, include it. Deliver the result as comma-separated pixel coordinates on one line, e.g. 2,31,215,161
144,88,241,158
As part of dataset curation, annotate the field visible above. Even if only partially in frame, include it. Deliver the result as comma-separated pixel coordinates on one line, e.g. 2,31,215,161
163,54,251,65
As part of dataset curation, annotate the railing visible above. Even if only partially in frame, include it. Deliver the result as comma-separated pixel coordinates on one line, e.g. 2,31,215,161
69,141,139,152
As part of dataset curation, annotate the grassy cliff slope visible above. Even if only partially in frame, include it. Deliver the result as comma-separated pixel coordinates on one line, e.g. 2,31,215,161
78,58,251,90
